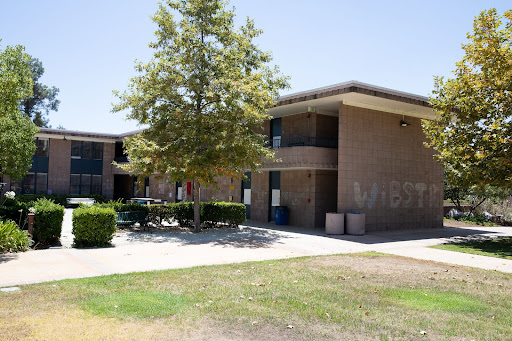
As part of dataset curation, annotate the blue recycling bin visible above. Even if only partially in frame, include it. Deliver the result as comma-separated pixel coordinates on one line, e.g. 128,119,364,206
275,206,289,225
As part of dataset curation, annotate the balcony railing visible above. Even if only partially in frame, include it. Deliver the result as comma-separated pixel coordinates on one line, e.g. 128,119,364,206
267,136,338,149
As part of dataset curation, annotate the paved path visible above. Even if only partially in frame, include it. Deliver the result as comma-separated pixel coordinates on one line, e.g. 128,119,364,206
1,210,512,288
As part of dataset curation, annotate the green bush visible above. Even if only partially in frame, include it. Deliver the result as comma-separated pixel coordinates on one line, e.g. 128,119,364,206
95,200,149,213
72,206,117,247
0,220,33,253
148,204,172,226
15,194,108,207
169,202,246,228
33,198,65,245
0,202,31,227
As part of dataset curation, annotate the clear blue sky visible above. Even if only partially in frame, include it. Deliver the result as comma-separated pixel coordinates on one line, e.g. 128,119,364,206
1,0,510,133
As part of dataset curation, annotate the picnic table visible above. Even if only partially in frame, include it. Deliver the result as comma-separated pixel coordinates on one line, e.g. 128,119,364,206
66,197,96,207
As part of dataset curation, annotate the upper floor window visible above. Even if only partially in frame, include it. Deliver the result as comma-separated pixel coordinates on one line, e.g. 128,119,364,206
36,138,49,157
71,141,103,160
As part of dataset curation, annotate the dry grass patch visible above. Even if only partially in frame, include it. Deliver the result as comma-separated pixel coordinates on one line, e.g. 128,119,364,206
1,252,511,340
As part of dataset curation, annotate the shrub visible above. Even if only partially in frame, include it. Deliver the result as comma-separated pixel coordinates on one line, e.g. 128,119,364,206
72,206,117,247
95,200,149,213
169,202,246,228
148,204,172,226
33,198,65,245
0,220,33,253
0,202,30,228
15,194,108,207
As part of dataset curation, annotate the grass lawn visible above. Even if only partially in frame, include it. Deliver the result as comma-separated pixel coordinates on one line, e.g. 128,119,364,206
1,252,511,340
432,237,512,260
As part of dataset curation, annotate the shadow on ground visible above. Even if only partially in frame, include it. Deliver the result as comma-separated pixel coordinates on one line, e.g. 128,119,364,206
242,220,506,245
0,253,19,264
114,225,290,249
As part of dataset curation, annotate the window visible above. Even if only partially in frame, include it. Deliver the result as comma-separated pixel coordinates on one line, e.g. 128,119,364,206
37,138,49,157
70,174,102,195
71,141,104,160
71,141,81,158
36,173,47,194
93,143,103,160
81,174,91,195
70,174,80,195
83,142,92,159
91,175,102,194
10,172,47,195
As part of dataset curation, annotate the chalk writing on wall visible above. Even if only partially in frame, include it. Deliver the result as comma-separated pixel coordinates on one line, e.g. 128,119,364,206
354,181,439,209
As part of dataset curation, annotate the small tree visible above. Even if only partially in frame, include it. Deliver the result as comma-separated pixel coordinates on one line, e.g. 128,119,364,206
113,0,288,232
0,40,39,181
423,9,512,189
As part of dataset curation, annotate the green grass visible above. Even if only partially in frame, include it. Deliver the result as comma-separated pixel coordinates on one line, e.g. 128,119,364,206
432,237,512,260
84,291,192,318
382,288,487,313
1,253,511,340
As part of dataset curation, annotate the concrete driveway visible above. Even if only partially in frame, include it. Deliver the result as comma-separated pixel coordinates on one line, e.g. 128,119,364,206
1,209,512,288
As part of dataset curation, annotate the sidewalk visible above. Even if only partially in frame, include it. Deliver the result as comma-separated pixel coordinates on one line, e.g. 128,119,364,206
1,212,512,288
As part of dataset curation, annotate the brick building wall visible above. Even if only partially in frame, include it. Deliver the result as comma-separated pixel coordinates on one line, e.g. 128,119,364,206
102,142,115,199
337,103,443,231
250,171,269,222
48,138,71,195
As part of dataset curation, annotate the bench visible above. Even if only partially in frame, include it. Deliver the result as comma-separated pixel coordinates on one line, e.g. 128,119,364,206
66,197,96,207
116,211,149,229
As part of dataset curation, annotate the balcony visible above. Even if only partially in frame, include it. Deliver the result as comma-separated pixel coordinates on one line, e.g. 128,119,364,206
263,136,338,170
267,136,338,149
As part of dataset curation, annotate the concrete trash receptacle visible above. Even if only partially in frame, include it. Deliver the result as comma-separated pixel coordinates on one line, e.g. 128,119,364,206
346,213,365,235
325,213,344,234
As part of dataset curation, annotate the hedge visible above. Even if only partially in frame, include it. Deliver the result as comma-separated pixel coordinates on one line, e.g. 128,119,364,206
72,206,117,247
0,220,33,253
95,200,149,213
167,202,246,228
33,198,65,245
15,194,107,207
148,204,173,226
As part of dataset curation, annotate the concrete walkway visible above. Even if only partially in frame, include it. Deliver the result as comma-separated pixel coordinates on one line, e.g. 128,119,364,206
1,210,512,288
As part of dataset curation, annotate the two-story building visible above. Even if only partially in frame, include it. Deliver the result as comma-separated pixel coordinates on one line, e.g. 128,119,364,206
1,81,443,231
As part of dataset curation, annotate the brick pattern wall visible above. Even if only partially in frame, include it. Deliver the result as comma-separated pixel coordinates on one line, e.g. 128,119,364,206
282,112,312,138
280,170,315,227
313,170,338,227
250,171,269,222
200,176,242,203
102,142,115,199
316,114,338,139
148,175,174,202
48,138,71,195
337,103,443,231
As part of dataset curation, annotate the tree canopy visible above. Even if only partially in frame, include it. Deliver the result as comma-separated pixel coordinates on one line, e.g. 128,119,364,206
0,40,39,181
423,9,512,190
113,0,289,231
19,57,60,127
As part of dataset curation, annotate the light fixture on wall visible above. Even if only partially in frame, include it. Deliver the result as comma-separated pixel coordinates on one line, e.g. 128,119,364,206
400,115,410,127
63,136,67,141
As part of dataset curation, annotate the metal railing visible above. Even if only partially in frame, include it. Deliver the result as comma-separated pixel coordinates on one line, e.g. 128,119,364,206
267,136,338,149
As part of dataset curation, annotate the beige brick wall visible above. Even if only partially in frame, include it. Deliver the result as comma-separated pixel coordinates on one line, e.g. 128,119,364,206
280,170,315,227
148,175,174,202
102,142,115,199
337,103,444,231
48,138,71,195
250,171,269,222
313,170,338,227
263,146,337,170
200,176,242,203
316,114,338,139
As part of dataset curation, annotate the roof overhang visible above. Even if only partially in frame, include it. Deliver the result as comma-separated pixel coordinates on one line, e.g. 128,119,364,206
268,81,435,120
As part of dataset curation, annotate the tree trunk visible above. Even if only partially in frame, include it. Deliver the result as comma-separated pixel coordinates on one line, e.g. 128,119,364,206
193,179,201,233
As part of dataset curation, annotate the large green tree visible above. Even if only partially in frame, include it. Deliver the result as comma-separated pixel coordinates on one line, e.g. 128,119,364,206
113,0,288,232
0,40,39,181
19,57,60,127
423,9,512,190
